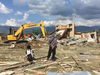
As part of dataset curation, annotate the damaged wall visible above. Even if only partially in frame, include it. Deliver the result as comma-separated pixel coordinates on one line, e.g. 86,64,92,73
75,32,82,39
67,23,75,37
56,25,67,30
82,32,97,39
0,36,1,40
55,23,97,40
56,23,75,39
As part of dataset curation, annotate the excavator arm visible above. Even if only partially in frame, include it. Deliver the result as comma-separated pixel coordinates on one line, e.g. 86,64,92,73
15,20,46,37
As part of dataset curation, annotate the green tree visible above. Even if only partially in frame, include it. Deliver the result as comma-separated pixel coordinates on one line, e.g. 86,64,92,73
93,30,95,32
98,29,100,34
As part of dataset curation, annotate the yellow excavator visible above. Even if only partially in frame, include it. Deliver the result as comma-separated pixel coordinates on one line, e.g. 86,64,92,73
1,20,47,42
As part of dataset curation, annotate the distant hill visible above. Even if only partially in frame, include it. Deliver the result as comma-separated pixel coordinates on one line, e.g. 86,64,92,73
0,25,100,34
75,26,100,32
0,25,56,34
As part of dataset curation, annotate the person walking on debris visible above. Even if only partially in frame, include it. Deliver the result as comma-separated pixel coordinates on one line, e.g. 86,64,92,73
47,34,57,61
25,45,34,63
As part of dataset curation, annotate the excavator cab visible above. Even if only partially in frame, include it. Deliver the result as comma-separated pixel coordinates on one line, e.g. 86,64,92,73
1,36,8,41
1,30,17,41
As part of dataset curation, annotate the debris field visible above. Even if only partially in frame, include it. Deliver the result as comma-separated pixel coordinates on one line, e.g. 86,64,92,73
0,39,100,75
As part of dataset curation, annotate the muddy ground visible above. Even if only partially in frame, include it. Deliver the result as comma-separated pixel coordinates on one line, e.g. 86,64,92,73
0,40,100,75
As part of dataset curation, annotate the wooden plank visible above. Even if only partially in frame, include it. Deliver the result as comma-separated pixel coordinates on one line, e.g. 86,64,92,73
57,29,68,40
48,29,59,35
71,56,79,66
30,62,58,70
0,62,30,72
71,56,83,71
26,69,45,75
70,66,74,73
0,61,27,66
58,62,68,72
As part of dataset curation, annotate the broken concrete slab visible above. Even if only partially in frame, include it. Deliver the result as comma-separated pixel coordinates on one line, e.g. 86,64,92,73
67,41,76,46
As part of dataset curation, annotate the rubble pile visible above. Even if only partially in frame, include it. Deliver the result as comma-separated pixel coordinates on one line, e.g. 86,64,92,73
0,24,100,75
0,38,100,75
14,40,46,49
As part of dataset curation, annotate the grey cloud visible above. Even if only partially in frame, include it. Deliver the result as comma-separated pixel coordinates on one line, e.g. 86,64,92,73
47,0,73,16
56,15,75,20
82,14,100,20
70,0,100,20
13,0,41,6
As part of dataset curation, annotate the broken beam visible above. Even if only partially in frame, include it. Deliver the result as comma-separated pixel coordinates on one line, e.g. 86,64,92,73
30,62,59,70
35,56,47,60
71,56,83,71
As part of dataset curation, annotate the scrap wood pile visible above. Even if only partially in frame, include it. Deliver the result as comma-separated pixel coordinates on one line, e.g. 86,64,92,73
13,40,47,49
25,55,100,75
0,57,79,75
1,56,100,75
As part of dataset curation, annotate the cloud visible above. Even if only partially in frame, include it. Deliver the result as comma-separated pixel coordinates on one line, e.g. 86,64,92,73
0,19,19,26
0,2,13,14
55,14,76,20
15,11,23,15
44,18,100,27
0,13,30,27
1,18,100,27
71,18,100,26
13,0,74,19
11,0,100,27
70,0,100,20
13,0,100,21
44,19,72,26
17,13,30,23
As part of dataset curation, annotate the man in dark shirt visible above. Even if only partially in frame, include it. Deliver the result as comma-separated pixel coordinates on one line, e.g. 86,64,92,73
9,27,11,34
47,34,57,61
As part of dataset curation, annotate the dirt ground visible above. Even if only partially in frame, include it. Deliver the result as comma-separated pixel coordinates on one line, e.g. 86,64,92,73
0,40,100,75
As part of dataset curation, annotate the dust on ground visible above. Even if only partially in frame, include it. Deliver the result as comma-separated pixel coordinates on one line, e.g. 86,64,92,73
0,40,100,75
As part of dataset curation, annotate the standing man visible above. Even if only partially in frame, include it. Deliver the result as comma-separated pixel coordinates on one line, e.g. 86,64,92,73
47,34,57,61
24,35,26,39
9,27,11,34
12,27,14,31
12,27,14,34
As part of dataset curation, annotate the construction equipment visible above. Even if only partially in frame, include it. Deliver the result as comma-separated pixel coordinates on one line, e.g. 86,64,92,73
1,20,47,42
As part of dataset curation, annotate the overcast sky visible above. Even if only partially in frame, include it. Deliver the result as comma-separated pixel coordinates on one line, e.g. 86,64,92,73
0,0,100,27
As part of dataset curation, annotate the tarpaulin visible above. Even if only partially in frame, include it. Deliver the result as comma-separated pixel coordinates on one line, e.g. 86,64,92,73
47,71,91,75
